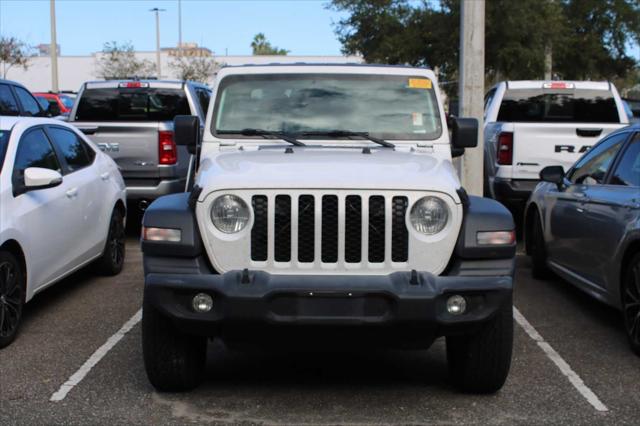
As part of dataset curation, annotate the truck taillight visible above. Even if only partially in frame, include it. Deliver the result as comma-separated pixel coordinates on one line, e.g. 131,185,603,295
497,132,513,165
159,131,177,165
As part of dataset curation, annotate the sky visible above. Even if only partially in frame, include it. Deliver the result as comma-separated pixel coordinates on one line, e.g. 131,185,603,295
0,0,347,56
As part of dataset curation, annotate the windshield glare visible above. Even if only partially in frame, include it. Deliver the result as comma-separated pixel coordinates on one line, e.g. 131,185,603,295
213,74,443,140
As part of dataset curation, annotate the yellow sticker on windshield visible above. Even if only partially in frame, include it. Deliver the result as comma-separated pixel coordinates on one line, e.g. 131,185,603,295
408,78,432,89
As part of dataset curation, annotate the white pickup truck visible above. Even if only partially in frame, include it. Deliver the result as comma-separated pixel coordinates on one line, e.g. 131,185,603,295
483,81,629,206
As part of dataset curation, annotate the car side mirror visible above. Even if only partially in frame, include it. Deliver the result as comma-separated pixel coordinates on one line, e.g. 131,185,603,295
540,166,565,188
174,115,200,155
23,167,63,191
47,102,61,117
451,117,478,157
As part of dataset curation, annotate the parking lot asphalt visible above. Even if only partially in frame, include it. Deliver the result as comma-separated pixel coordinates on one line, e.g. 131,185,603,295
1,231,639,425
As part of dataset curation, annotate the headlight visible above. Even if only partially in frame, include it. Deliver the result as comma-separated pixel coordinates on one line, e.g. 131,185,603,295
410,196,449,235
211,194,250,233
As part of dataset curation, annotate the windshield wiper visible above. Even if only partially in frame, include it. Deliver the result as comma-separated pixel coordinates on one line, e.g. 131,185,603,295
217,128,306,146
299,130,395,148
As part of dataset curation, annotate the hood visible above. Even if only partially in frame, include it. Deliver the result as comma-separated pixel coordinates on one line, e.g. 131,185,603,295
196,147,462,202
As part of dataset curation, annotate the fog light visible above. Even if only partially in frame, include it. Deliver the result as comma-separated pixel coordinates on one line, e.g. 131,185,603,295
446,295,467,315
192,293,213,313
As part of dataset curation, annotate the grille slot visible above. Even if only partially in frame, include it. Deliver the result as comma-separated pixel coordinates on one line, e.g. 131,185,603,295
274,195,291,262
298,195,315,262
368,196,386,263
391,196,409,262
251,195,268,261
344,195,362,263
321,195,339,263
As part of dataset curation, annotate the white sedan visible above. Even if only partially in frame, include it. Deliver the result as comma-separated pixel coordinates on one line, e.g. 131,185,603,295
0,117,127,348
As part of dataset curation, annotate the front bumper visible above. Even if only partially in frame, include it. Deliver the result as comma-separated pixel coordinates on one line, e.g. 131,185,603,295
144,269,513,338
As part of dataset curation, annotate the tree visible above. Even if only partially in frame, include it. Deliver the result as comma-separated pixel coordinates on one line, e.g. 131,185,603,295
169,56,221,83
96,41,155,79
330,0,639,93
0,36,31,79
251,33,289,55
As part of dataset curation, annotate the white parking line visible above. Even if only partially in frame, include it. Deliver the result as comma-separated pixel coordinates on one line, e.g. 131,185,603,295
50,309,142,402
513,307,608,412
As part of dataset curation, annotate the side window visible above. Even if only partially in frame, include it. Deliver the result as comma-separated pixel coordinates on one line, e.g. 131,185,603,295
568,133,628,185
609,135,640,187
197,89,211,114
0,85,20,115
14,87,42,116
47,127,93,173
484,88,496,114
13,129,61,179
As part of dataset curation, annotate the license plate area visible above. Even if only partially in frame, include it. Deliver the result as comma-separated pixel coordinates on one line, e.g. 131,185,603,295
269,292,391,319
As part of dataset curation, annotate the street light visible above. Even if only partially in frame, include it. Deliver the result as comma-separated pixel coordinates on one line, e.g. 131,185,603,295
150,7,166,78
50,0,59,92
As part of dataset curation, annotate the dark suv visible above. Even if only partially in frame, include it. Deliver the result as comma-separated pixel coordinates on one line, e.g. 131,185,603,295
0,79,49,117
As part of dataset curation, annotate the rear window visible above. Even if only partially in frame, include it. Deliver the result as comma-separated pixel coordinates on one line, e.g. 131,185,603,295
75,88,190,121
497,89,620,123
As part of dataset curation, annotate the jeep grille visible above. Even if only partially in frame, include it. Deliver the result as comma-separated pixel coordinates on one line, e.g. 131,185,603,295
250,194,409,264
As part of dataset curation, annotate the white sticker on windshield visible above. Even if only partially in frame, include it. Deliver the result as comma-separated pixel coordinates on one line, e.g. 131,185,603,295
412,112,423,126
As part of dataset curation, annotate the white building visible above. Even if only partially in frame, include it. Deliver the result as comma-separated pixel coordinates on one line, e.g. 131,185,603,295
4,50,363,92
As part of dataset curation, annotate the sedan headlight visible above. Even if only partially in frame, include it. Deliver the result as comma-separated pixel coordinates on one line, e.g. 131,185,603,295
211,194,250,233
410,196,449,235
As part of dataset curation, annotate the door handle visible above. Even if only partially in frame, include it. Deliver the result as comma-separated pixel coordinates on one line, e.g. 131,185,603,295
576,128,602,137
100,172,110,181
66,188,78,198
78,127,98,135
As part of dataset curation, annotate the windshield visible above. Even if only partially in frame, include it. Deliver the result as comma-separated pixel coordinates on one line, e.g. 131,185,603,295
75,88,189,121
0,130,10,175
497,89,621,123
60,95,75,109
213,73,443,140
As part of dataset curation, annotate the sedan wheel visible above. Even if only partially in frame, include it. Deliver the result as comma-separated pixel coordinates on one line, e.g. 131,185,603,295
622,253,640,356
96,208,126,276
0,251,24,349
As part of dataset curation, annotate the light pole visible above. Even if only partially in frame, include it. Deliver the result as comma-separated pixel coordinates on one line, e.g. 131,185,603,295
150,7,165,78
178,0,182,57
458,0,485,196
50,0,59,92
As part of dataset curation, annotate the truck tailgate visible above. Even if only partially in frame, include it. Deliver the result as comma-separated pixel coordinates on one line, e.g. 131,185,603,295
75,122,162,179
511,123,624,179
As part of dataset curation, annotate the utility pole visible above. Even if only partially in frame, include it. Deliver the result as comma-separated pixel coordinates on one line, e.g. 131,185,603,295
178,0,182,56
544,44,553,80
458,0,485,196
150,7,165,78
50,0,59,92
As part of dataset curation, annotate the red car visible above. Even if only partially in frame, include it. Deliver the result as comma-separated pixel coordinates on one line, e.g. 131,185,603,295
33,92,76,115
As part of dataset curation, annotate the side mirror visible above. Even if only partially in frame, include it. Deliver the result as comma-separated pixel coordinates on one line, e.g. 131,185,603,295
540,166,565,187
174,115,200,155
23,167,63,191
451,117,478,158
47,102,62,117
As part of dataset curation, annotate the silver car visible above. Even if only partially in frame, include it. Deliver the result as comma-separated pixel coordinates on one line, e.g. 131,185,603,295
524,124,640,355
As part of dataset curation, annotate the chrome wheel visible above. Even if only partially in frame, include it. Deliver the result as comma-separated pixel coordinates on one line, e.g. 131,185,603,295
623,256,640,354
0,255,23,345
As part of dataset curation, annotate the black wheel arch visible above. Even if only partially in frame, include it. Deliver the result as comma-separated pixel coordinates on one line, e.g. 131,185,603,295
0,239,27,283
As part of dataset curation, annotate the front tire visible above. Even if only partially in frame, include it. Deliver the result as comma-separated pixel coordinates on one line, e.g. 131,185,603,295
142,302,207,391
0,251,25,349
96,207,125,276
446,299,513,393
529,209,551,279
622,253,640,356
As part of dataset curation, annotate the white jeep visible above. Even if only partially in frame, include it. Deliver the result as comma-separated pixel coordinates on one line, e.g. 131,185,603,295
140,64,516,393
